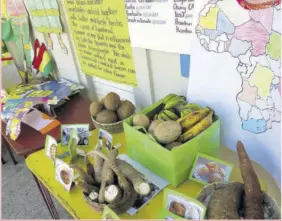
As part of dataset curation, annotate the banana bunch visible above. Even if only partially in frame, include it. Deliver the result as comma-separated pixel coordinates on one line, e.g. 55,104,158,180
178,109,214,143
162,94,186,110
180,103,202,118
155,109,179,121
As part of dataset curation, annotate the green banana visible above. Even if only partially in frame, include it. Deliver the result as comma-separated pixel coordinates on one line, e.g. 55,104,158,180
178,111,213,142
153,114,158,120
157,113,165,121
162,94,178,104
164,96,185,110
180,109,193,118
160,111,171,121
164,110,179,120
183,103,202,110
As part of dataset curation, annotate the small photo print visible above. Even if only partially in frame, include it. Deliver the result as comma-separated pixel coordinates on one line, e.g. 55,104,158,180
55,159,74,191
190,153,233,184
102,206,120,220
45,135,57,161
61,124,89,146
166,193,205,220
98,129,113,150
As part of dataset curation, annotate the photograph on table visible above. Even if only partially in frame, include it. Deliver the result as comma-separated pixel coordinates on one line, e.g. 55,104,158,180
68,129,79,160
55,159,74,191
61,124,89,146
189,153,233,185
98,128,113,150
164,189,206,220
45,135,57,162
101,205,120,220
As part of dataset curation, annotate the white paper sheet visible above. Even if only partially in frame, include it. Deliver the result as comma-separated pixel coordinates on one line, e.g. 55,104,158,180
127,0,196,54
187,0,281,186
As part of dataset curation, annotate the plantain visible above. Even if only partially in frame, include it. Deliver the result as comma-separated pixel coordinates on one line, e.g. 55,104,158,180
177,107,211,130
164,109,179,120
162,94,178,104
164,96,186,110
178,111,214,143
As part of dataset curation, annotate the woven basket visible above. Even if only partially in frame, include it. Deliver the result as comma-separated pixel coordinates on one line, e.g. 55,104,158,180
83,150,137,214
91,116,124,134
197,182,281,219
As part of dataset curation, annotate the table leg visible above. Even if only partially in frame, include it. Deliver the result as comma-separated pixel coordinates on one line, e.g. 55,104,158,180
31,173,60,219
2,136,18,165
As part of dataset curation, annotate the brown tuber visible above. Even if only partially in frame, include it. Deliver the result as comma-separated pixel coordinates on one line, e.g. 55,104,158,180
116,159,151,196
104,185,122,204
237,141,264,219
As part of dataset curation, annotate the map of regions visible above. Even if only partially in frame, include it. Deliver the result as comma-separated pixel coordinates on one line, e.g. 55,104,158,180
196,0,281,134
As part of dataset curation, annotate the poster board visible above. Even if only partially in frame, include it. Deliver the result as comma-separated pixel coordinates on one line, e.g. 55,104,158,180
127,0,196,54
187,0,281,186
63,0,137,86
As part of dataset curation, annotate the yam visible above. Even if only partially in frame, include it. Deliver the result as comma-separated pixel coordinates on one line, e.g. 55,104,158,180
94,144,104,184
98,149,118,203
116,159,150,196
104,185,122,204
71,165,95,186
237,141,264,219
206,182,243,219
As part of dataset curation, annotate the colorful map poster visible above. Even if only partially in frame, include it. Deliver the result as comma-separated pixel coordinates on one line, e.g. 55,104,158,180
126,0,196,54
187,0,281,186
64,0,137,86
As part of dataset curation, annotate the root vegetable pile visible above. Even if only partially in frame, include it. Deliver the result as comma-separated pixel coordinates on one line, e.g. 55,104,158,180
74,145,151,214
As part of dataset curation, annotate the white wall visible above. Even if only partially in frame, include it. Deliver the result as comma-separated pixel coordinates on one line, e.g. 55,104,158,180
4,0,189,110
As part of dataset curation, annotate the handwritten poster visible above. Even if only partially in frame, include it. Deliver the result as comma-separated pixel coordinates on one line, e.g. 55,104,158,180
64,0,137,86
127,0,195,54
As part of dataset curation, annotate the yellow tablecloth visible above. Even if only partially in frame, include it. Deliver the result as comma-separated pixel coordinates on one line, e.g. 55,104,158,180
26,130,277,219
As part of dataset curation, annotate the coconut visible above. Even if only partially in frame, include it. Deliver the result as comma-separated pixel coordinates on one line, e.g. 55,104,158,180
104,92,121,111
133,114,150,129
89,101,103,117
148,119,164,136
117,100,135,120
96,110,118,124
154,121,182,144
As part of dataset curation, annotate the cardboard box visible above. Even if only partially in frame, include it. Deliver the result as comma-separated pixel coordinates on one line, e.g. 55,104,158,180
124,99,220,187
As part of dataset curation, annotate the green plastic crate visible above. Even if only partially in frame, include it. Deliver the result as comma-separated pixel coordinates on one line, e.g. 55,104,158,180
124,99,220,187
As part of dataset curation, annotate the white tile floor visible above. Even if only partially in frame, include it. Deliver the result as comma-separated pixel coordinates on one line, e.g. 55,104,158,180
1,148,73,219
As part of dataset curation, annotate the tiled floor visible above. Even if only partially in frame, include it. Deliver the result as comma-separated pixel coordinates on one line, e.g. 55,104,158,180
1,148,73,219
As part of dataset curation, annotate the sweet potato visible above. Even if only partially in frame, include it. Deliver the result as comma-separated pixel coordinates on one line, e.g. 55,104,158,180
237,141,264,219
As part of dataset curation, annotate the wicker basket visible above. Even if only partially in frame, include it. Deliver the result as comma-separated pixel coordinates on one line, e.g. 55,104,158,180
83,150,137,214
91,116,124,134
197,182,281,219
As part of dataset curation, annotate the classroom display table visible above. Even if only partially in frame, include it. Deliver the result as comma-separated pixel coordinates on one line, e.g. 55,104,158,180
1,95,95,158
26,130,280,219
